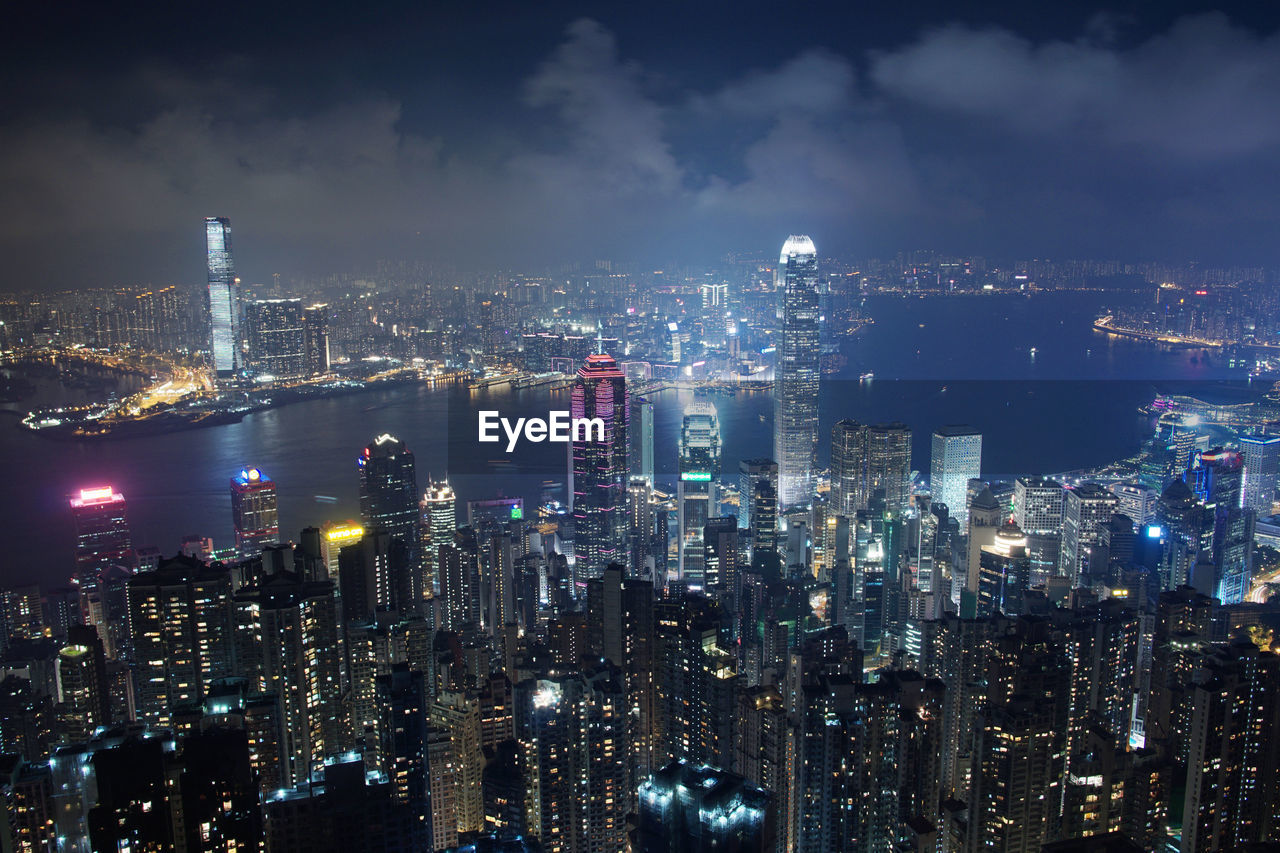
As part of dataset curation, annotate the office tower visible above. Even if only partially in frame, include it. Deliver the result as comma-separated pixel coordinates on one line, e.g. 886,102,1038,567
359,433,421,582
205,216,239,378
774,235,820,510
126,555,235,728
302,303,330,376
69,486,131,573
230,466,279,558
1181,641,1280,852
1062,482,1119,587
570,353,629,582
635,761,774,853
1155,480,1214,592
339,529,415,622
319,520,363,586
739,459,779,558
632,395,655,485
244,298,307,381
232,570,344,788
1111,481,1159,527
976,522,1030,617
56,644,106,742
831,419,864,516
1240,433,1280,515
930,426,982,533
1188,449,1255,604
832,421,912,515
678,401,720,589
1014,476,1064,584
420,479,457,596
516,666,631,853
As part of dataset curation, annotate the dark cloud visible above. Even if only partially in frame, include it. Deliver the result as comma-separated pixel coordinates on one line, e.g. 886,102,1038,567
2,11,1280,289
871,12,1280,159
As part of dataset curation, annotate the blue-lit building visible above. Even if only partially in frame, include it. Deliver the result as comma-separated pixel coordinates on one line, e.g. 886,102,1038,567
635,761,774,853
205,216,239,378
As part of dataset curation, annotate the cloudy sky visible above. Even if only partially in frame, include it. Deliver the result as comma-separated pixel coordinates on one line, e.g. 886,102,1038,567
3,0,1280,288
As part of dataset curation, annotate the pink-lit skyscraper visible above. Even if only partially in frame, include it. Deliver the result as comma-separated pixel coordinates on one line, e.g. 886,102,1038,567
570,353,629,586
70,486,132,573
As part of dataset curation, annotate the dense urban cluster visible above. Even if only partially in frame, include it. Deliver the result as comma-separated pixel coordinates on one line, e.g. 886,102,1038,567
0,227,1278,853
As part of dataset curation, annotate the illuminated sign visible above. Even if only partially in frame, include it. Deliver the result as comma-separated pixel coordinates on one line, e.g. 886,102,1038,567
325,525,364,542
1146,525,1164,539
79,486,115,502
681,472,713,482
511,506,523,520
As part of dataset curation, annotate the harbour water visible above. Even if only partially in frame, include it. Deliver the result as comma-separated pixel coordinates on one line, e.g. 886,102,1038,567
0,291,1254,585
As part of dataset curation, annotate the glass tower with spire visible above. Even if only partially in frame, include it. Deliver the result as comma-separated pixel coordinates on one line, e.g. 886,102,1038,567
774,235,820,509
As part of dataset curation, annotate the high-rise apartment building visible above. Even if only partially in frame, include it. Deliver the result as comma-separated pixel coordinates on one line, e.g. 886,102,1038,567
245,298,307,381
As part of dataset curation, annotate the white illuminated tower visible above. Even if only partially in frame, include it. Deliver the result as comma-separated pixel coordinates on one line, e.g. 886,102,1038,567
930,426,983,533
420,479,457,596
205,216,240,378
677,401,720,589
1240,434,1280,515
774,235,820,509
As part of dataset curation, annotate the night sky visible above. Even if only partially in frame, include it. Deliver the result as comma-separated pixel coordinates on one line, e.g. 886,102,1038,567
3,0,1280,289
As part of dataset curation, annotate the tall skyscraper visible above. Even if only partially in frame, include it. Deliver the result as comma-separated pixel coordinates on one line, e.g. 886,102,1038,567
302,303,331,377
930,426,982,533
126,554,235,728
570,353,629,583
1240,433,1279,515
773,235,820,509
632,396,655,485
359,434,421,579
230,467,279,558
69,486,132,573
420,478,457,596
738,459,778,558
1062,482,1120,587
1014,476,1064,583
232,569,344,788
205,216,240,378
832,421,912,515
244,298,307,381
677,401,720,589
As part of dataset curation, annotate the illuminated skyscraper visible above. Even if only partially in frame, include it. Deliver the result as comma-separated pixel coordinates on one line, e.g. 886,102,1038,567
774,235,820,509
738,459,778,558
1014,476,1064,583
359,434,421,573
632,396,655,485
302,303,331,377
231,467,279,558
930,426,982,533
56,644,106,743
678,401,720,589
205,216,240,378
319,520,364,584
233,570,343,788
69,486,132,573
570,353,629,583
245,298,307,381
1240,434,1280,514
1062,482,1119,587
420,479,457,596
832,421,912,515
